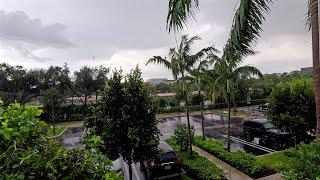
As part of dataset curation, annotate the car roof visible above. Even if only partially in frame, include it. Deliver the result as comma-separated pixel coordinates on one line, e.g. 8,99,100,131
158,141,174,153
244,118,268,124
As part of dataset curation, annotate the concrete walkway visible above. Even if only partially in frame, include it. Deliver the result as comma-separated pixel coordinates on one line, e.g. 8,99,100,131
192,145,253,180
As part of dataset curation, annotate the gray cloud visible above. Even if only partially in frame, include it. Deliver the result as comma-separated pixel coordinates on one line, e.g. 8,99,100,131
0,10,72,62
0,0,312,79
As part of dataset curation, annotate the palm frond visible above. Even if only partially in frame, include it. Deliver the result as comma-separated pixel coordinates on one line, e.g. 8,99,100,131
306,0,311,30
193,45,220,62
232,65,263,79
223,0,273,59
146,56,171,69
166,0,199,32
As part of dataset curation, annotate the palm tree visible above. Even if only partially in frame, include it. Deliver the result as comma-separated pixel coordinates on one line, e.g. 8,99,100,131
146,34,216,157
209,53,262,151
188,58,215,140
309,0,320,139
166,0,320,139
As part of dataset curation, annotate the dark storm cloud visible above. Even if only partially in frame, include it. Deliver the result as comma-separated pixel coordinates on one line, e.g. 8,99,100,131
0,0,312,77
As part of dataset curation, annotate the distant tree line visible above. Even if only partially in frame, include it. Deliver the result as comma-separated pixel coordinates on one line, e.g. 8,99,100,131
0,63,109,106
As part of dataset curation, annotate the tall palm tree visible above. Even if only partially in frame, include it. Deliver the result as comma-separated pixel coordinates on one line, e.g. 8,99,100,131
209,54,262,151
188,58,215,140
309,0,320,139
146,34,216,157
166,0,320,140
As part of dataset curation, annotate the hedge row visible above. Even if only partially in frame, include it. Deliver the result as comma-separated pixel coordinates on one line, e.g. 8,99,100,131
41,98,266,123
40,104,98,123
157,99,267,114
166,138,225,180
193,136,268,178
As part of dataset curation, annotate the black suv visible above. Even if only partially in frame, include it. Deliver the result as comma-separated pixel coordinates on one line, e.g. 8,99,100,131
243,118,293,150
141,141,182,179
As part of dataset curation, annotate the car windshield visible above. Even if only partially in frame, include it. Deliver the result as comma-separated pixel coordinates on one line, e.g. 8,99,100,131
156,152,177,163
263,122,274,129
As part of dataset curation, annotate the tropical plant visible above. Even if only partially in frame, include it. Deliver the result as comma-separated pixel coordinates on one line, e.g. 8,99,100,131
146,34,216,157
41,87,63,135
209,54,262,151
188,58,212,140
0,102,119,179
173,124,194,152
166,0,320,139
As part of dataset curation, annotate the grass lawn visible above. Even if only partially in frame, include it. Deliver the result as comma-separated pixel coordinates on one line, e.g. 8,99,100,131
47,126,67,137
47,121,84,137
256,150,295,172
180,174,193,180
55,120,85,127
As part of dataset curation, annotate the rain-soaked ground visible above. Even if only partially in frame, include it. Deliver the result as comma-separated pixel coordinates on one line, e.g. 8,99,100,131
157,111,269,156
58,108,269,155
58,126,85,149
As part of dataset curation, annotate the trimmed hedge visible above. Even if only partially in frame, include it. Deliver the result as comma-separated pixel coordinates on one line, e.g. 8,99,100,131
166,139,225,180
157,99,267,114
193,136,266,178
40,103,98,123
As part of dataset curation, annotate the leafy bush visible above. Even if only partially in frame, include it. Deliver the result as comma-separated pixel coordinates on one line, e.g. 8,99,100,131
41,103,98,123
166,139,225,180
0,102,120,179
268,77,316,142
193,136,264,177
284,141,320,179
257,149,295,173
173,124,194,152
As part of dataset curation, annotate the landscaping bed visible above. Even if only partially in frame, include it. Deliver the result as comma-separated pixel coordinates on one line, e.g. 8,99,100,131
193,136,275,178
166,138,225,180
257,141,320,179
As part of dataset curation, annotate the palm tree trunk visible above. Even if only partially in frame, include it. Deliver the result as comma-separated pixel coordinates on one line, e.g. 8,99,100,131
310,0,320,139
182,76,193,158
52,103,56,135
198,80,205,140
233,96,237,116
227,80,231,151
227,91,231,151
128,161,133,180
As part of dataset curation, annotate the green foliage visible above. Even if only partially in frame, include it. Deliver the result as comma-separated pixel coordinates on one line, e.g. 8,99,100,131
268,77,316,142
0,102,119,179
193,136,264,177
166,138,225,180
74,66,109,104
41,103,97,123
173,124,194,152
257,149,295,173
88,67,159,179
191,93,205,106
283,141,320,179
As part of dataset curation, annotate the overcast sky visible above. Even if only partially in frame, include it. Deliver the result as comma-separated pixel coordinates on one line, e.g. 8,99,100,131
0,0,311,79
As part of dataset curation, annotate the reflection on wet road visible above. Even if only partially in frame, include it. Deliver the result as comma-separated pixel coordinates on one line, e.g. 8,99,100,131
58,127,85,149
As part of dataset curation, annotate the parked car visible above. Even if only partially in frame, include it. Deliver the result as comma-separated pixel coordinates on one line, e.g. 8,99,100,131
141,141,182,179
257,103,269,111
243,118,293,150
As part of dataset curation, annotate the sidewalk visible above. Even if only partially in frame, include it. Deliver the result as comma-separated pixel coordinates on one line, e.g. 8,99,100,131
192,145,253,180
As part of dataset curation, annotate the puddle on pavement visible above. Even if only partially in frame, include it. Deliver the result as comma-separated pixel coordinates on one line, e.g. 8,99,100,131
158,113,269,156
58,127,85,150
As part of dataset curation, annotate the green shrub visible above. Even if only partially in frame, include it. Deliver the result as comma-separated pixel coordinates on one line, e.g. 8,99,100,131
173,124,193,152
193,136,264,177
268,77,315,142
285,141,320,179
0,102,120,179
166,139,225,180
